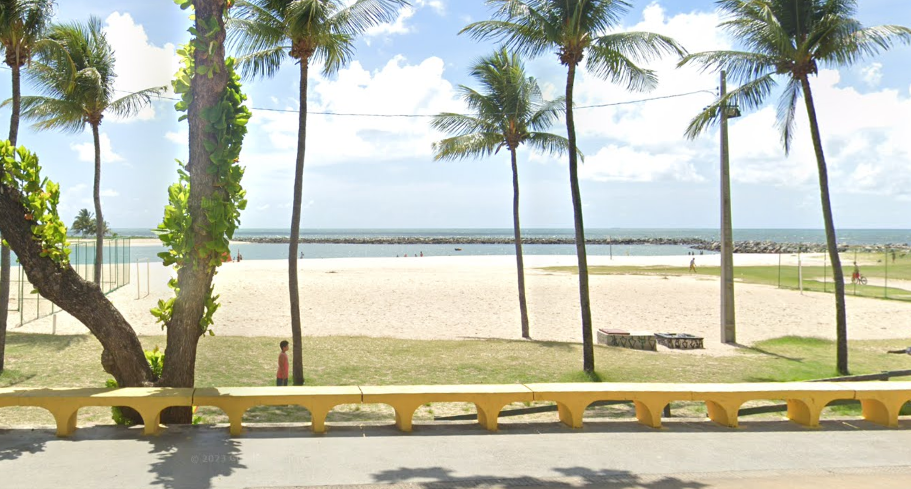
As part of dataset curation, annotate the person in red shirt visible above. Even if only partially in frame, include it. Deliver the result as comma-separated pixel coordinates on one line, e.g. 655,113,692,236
276,340,290,386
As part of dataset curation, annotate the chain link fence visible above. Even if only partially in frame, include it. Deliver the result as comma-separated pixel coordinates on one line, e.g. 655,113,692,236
9,238,132,327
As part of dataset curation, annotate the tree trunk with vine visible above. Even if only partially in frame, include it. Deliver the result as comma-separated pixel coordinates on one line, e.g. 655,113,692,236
157,0,231,424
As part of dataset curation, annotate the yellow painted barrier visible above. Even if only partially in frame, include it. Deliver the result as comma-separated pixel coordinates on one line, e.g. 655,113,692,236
192,386,362,435
525,383,693,428
359,384,534,431
1,382,908,437
0,387,194,436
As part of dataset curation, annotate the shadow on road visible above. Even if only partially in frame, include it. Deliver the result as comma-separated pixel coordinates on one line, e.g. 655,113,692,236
372,465,709,489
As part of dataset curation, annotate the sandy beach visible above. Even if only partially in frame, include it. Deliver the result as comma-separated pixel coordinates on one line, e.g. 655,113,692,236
12,253,911,355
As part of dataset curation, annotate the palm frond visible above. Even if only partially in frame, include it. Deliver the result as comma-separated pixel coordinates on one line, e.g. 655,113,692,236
333,0,409,37
431,132,503,162
430,113,487,136
678,50,777,84
593,31,687,64
684,74,776,140
18,94,85,133
585,47,658,93
233,45,290,79
525,131,573,159
776,77,802,154
107,86,167,118
528,96,565,132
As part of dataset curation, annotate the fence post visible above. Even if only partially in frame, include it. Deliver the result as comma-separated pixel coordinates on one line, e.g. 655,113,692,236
778,252,781,288
824,250,827,293
885,248,889,299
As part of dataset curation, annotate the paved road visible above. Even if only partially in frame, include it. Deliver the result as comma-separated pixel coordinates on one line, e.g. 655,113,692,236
1,419,910,488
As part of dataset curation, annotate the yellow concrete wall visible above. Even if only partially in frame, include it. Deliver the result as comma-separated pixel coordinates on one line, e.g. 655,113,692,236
1,382,908,437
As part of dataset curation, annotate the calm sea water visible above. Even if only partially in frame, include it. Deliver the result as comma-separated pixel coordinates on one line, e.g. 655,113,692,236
95,228,910,264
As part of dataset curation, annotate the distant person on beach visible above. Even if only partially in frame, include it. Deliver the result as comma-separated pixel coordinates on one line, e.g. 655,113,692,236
689,257,696,273
420,251,423,257
237,252,243,262
300,252,304,259
276,340,289,386
852,262,860,284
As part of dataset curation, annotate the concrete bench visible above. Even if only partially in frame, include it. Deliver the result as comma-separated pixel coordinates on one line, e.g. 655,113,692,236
525,383,693,428
0,387,194,436
688,383,857,428
851,381,911,427
192,386,362,435
360,384,534,432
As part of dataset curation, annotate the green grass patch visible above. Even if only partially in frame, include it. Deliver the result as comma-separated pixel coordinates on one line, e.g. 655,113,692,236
2,333,910,426
545,251,911,302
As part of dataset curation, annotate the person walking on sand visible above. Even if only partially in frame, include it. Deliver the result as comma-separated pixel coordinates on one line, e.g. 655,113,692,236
276,340,290,386
689,257,697,273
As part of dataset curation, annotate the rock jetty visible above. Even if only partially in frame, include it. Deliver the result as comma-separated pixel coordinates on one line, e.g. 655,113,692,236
234,236,911,254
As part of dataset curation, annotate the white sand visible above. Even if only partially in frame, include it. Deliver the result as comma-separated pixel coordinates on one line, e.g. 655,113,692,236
13,254,911,355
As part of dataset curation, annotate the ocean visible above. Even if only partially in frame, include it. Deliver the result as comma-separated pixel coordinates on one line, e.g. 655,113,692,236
105,228,911,263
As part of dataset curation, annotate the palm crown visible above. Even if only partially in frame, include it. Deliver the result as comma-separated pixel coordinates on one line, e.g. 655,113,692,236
0,0,54,68
228,0,407,79
17,17,165,133
680,0,911,151
462,0,686,91
432,49,570,161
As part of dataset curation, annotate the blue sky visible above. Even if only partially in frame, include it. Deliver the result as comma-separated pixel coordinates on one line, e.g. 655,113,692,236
2,0,910,230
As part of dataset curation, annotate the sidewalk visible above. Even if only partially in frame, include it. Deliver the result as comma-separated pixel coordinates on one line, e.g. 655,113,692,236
1,419,909,488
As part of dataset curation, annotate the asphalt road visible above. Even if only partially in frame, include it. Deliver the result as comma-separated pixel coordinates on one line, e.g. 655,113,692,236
1,419,910,488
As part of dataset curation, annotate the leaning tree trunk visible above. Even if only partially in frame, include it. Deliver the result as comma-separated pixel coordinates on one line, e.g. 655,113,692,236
801,77,848,375
0,184,152,386
91,123,104,286
287,59,309,386
565,63,594,373
510,147,530,339
158,0,230,422
0,61,22,373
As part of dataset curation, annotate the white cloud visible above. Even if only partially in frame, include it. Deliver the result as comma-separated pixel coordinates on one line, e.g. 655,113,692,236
365,0,446,37
70,133,124,163
165,129,187,144
103,12,180,122
860,62,883,87
242,55,461,178
101,189,119,197
580,144,704,183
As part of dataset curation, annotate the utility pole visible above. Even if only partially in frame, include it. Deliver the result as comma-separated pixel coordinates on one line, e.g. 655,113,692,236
720,70,736,343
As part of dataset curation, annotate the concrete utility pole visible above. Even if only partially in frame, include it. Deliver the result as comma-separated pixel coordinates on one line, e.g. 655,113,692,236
720,71,736,343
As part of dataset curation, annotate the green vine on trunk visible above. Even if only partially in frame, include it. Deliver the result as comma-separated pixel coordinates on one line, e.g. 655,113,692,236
0,141,71,267
152,0,249,335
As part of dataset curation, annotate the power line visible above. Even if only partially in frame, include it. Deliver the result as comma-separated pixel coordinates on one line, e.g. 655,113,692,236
110,87,715,118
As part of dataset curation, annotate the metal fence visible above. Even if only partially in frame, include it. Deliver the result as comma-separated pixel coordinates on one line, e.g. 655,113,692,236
776,248,911,302
9,238,132,327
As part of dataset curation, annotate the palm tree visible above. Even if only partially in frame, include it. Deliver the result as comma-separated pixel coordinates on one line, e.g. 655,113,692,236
71,208,94,236
462,0,685,373
17,17,164,285
0,0,54,374
228,0,408,386
679,0,911,375
432,49,572,340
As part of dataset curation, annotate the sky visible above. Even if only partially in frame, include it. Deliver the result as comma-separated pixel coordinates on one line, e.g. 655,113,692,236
1,0,910,231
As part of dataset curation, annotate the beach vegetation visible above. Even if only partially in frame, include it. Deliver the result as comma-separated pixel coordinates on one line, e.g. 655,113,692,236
461,0,686,374
69,208,110,237
0,0,55,378
17,16,166,284
431,48,572,340
678,0,911,375
227,0,409,386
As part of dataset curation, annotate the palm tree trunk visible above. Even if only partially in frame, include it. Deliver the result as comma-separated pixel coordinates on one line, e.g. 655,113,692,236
565,63,594,373
159,0,230,422
92,123,104,286
288,59,309,386
0,62,23,373
801,77,848,375
510,147,530,339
